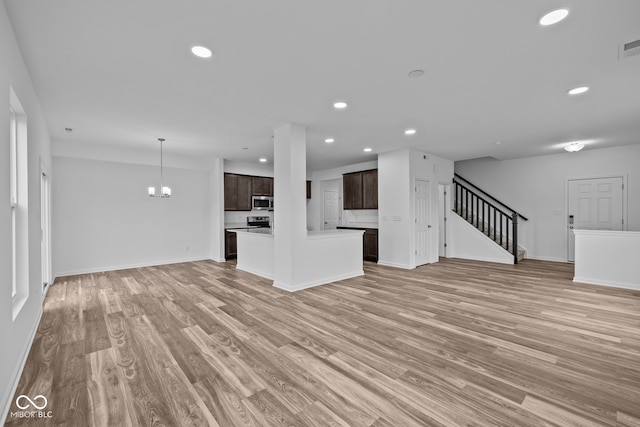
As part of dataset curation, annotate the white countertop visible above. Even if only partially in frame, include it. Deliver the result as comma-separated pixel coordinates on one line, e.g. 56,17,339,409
225,223,263,230
340,223,378,229
230,228,273,236
231,228,364,239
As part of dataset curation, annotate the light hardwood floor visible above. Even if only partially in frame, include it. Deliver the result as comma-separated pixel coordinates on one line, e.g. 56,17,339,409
6,258,640,426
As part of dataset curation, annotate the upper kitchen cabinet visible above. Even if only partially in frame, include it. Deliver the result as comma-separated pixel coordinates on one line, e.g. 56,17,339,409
343,169,377,210
224,173,253,211
343,172,363,210
252,176,273,197
362,169,378,209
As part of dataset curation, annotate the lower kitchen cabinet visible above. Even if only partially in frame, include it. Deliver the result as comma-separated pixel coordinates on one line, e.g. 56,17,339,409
363,229,378,262
337,227,378,262
225,230,237,259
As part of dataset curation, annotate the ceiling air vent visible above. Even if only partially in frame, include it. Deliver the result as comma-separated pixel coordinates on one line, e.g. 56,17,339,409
620,38,640,59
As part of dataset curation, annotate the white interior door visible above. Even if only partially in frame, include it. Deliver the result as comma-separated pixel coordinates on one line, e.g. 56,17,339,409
415,179,431,266
567,177,623,262
323,190,340,230
40,167,52,293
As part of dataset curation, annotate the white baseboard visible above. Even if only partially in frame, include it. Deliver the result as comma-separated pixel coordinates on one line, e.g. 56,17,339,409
376,260,414,269
273,270,364,292
524,255,568,263
236,264,273,280
54,256,211,277
448,254,513,265
1,308,43,426
573,276,640,291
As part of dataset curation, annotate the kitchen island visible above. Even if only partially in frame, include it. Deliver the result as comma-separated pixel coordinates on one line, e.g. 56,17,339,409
231,228,364,291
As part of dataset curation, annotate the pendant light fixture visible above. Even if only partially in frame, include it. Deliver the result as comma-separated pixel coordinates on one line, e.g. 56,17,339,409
148,138,172,197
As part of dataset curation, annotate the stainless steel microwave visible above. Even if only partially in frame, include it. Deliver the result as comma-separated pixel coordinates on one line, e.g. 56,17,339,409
252,196,273,211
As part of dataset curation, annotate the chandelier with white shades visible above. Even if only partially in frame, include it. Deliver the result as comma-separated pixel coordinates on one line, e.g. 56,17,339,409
148,138,172,198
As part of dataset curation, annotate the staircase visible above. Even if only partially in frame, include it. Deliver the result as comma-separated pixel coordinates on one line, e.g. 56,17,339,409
452,174,528,264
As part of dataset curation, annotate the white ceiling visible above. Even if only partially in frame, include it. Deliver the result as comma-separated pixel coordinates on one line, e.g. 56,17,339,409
5,0,640,171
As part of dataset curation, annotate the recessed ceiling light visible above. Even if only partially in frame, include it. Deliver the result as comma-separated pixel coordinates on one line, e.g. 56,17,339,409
363,147,372,152
333,101,348,109
191,46,212,58
539,9,569,26
564,142,585,152
408,70,424,78
404,128,417,135
493,141,502,145
325,138,335,143
568,86,589,95
259,158,267,163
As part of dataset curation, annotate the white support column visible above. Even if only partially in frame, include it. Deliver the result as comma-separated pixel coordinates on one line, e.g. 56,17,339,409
273,124,308,289
209,157,225,262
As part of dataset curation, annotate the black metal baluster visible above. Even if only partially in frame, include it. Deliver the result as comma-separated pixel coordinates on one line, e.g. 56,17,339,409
513,212,519,264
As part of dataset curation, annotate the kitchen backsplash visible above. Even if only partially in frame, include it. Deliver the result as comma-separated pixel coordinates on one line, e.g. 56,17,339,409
344,209,378,227
224,211,273,226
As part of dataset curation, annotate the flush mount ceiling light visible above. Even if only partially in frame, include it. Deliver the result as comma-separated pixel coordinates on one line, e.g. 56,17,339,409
191,46,212,58
539,8,569,26
324,138,335,143
333,101,348,109
564,142,585,152
568,86,589,95
148,138,172,198
408,69,424,78
363,147,372,152
404,128,417,135
64,127,73,132
259,158,267,163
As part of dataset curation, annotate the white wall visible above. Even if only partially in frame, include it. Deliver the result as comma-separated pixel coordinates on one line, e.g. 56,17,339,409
378,150,412,268
448,212,514,264
52,157,211,276
209,158,225,262
455,144,640,261
378,149,454,269
224,160,274,177
573,230,640,290
0,3,52,422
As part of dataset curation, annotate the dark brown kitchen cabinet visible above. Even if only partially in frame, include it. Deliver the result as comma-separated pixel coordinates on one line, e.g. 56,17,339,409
337,226,378,262
225,230,237,259
363,229,378,262
342,171,363,209
343,169,377,210
225,173,253,211
252,176,273,197
362,169,378,209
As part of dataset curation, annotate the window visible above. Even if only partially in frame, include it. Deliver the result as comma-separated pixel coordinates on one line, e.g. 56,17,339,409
9,87,29,320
